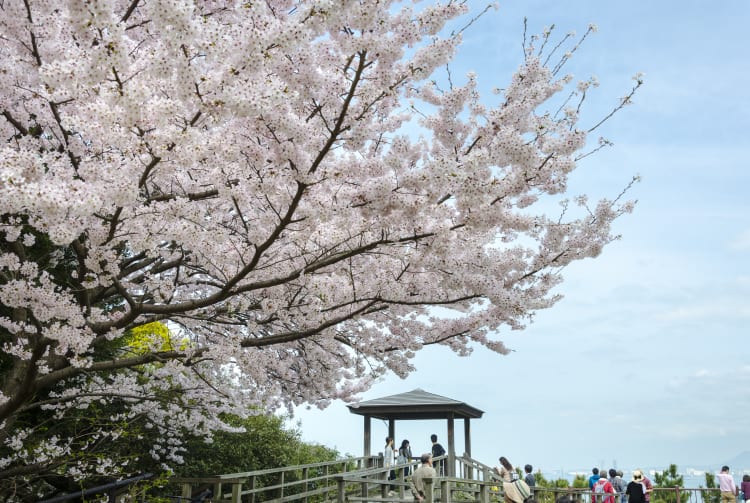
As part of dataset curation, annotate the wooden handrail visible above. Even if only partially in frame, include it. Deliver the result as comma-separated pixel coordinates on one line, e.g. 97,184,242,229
173,453,726,503
173,477,247,484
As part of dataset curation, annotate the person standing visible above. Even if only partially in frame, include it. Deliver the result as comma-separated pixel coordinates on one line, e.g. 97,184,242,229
616,471,628,503
589,468,601,489
718,466,738,503
399,439,413,477
524,464,536,499
592,473,616,503
430,434,446,476
608,469,625,503
410,453,437,502
641,471,653,503
384,437,396,494
495,456,524,503
626,470,647,503
740,474,750,503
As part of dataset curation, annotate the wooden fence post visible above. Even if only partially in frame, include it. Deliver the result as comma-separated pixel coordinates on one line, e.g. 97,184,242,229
424,478,434,503
440,479,451,503
360,472,369,501
480,479,490,503
249,475,256,503
302,467,309,503
336,477,346,503
231,481,243,503
181,482,192,500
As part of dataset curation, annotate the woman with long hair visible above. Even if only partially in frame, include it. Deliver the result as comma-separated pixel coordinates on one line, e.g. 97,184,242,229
495,456,524,503
398,439,412,476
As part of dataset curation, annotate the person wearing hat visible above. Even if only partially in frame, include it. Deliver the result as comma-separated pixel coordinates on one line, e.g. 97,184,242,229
626,470,647,503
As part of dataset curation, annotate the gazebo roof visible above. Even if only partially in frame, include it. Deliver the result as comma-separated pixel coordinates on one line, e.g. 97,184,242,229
347,388,484,420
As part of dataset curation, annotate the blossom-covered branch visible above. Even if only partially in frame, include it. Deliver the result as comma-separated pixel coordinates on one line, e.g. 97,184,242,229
0,0,638,497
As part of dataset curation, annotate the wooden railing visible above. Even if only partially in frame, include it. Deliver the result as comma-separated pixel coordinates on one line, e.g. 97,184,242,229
172,454,723,503
528,487,723,503
174,455,380,503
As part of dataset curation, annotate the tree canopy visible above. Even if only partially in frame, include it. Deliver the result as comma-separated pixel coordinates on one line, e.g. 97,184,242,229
0,0,638,498
174,414,340,480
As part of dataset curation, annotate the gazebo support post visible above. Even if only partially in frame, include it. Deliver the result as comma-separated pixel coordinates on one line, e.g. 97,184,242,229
364,415,372,464
446,415,455,477
464,419,472,479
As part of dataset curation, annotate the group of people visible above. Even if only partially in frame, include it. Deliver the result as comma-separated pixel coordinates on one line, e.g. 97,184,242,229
383,434,447,476
586,467,635,503
412,452,538,503
496,460,748,503
393,445,750,503
383,434,448,498
587,465,748,503
587,466,634,503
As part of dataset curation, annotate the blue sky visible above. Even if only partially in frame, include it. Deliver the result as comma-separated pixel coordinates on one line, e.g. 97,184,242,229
292,0,750,474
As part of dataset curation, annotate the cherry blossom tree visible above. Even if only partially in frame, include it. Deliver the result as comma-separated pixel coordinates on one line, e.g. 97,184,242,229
0,0,639,498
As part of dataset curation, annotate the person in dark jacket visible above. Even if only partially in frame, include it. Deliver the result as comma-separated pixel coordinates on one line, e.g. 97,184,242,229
430,434,445,475
626,470,647,503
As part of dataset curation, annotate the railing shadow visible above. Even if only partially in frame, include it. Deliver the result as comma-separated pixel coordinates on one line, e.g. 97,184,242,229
36,472,154,503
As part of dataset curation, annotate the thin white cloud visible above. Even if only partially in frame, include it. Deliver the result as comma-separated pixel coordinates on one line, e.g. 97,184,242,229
729,229,750,251
656,302,750,322
639,366,750,441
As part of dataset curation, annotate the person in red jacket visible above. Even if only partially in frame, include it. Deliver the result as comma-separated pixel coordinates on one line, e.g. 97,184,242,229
592,473,615,503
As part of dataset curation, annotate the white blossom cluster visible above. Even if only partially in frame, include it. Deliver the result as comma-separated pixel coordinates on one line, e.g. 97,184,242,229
0,0,638,495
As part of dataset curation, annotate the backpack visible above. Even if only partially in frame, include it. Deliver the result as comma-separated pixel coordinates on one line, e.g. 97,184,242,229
513,479,532,501
593,479,614,503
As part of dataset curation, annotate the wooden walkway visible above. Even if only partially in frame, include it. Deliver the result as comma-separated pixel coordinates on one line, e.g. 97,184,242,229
173,455,721,503
174,454,491,503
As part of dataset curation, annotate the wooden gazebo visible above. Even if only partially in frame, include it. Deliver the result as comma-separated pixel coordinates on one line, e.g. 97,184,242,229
347,389,484,476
